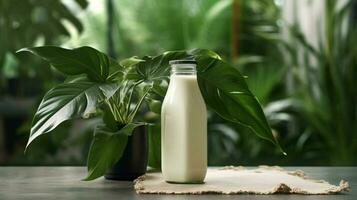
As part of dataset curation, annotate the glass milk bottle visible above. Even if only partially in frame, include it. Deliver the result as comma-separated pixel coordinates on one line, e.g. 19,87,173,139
161,60,207,183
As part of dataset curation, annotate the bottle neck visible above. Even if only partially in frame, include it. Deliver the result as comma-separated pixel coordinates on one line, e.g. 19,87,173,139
170,64,197,76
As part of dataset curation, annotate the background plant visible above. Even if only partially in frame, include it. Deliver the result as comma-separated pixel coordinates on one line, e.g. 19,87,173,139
0,0,88,94
0,0,89,165
282,0,357,165
1,0,356,166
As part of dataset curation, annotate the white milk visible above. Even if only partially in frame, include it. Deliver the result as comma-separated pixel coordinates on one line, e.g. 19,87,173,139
161,61,207,183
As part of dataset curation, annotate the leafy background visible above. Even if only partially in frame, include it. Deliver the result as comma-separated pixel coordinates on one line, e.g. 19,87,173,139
0,0,356,166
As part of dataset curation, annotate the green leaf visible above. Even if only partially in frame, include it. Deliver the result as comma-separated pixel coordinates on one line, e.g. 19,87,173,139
148,124,161,168
84,126,128,181
27,80,119,149
135,51,189,82
117,56,145,81
120,56,145,68
17,46,114,82
121,122,148,136
192,52,285,154
194,50,284,154
84,122,147,181
147,99,162,114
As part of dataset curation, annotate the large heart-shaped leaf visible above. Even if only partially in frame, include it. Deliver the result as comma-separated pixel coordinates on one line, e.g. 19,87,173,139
17,46,114,82
27,81,119,148
194,55,284,153
84,122,147,181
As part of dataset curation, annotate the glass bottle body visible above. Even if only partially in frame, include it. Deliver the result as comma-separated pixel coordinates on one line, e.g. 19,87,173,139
161,61,207,183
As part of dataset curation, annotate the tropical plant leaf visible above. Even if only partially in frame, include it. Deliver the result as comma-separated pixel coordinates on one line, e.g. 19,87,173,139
114,56,145,81
120,56,145,68
84,126,128,181
119,122,148,136
135,51,188,82
17,46,113,82
27,80,119,149
192,50,285,154
147,124,161,168
84,122,147,181
146,99,162,114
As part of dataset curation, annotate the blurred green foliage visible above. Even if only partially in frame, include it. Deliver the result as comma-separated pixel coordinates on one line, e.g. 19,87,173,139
0,0,88,94
283,0,357,165
1,0,356,166
0,0,89,165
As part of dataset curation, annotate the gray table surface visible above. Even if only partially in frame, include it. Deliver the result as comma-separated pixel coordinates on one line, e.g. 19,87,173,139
0,167,355,200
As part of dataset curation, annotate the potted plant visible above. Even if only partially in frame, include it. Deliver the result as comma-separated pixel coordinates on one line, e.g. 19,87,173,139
17,46,284,180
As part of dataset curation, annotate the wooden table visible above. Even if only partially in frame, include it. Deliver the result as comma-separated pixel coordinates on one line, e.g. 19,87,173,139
0,167,355,200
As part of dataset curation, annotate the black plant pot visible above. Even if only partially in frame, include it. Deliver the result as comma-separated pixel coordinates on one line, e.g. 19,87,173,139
104,126,148,181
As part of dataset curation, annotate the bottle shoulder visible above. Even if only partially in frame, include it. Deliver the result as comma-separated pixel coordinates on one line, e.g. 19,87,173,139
162,75,206,110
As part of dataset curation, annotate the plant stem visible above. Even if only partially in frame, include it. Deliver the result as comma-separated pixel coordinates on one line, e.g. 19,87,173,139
108,97,124,123
125,80,144,119
129,88,150,122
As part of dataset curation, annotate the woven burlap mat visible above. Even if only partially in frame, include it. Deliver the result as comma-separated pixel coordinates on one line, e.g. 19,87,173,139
134,166,349,194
